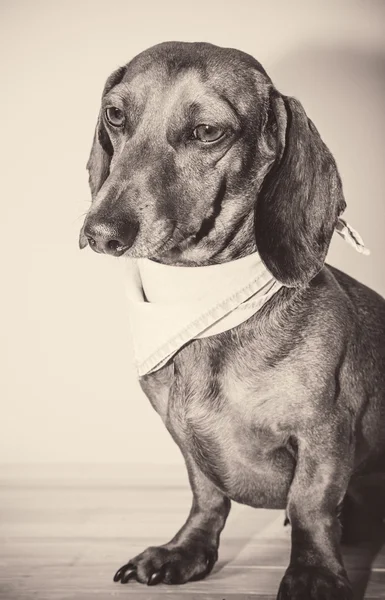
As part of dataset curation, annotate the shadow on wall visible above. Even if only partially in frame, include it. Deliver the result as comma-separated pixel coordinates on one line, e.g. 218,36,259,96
270,44,385,296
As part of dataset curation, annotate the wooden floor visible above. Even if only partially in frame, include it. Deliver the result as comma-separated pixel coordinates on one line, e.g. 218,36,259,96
0,464,384,600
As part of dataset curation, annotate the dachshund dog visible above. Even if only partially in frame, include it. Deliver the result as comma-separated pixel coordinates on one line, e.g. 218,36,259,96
79,42,385,599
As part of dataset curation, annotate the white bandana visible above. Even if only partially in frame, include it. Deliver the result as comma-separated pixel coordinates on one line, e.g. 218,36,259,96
125,218,369,376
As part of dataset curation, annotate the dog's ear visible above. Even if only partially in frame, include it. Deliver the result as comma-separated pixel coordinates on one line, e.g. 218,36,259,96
254,92,346,287
80,67,126,249
86,66,126,198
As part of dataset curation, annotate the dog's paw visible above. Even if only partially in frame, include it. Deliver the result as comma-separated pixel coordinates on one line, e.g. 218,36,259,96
277,566,353,600
113,543,217,585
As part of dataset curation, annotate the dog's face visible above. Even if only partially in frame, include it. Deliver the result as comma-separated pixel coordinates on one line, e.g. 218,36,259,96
80,43,274,264
80,42,346,285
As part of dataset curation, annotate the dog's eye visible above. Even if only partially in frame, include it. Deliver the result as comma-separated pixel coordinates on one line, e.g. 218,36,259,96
192,124,224,143
105,107,125,127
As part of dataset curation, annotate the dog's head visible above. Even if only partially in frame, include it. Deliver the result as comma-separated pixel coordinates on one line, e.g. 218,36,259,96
80,41,346,286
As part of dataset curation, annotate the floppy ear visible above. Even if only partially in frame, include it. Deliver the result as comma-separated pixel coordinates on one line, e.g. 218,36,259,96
80,66,126,249
86,66,126,197
86,112,113,200
254,92,346,287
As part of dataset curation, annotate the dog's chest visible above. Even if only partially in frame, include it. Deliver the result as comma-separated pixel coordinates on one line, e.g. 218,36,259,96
141,333,302,508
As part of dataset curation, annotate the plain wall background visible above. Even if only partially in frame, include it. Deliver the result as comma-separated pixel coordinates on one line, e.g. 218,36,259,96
1,0,384,465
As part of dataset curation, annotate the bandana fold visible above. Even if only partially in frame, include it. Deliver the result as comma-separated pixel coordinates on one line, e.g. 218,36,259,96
125,218,369,376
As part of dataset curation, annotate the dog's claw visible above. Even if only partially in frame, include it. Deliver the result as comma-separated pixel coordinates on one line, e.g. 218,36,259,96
113,567,124,582
121,567,137,584
147,567,165,586
206,554,216,572
113,563,137,583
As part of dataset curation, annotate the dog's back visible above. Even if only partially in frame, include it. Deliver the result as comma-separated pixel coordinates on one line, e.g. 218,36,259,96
328,265,385,467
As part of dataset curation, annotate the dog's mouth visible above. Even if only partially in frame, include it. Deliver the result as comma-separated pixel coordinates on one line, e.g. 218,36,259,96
146,228,199,260
81,180,227,262
147,180,227,260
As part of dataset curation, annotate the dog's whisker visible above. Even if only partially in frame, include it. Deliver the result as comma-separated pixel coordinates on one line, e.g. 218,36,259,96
71,211,89,226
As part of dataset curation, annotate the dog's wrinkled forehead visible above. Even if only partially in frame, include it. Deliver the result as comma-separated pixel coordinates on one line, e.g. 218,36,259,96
109,42,272,118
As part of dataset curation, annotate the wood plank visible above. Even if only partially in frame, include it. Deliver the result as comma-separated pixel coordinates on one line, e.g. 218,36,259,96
0,465,384,599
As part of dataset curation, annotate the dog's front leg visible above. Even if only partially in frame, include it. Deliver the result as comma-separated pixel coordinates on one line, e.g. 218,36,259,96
114,455,230,586
277,421,354,600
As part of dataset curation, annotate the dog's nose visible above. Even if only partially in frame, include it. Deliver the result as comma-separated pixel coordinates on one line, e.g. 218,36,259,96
83,219,139,256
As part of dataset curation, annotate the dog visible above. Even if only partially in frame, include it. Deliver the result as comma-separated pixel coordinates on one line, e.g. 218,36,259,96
79,42,385,599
